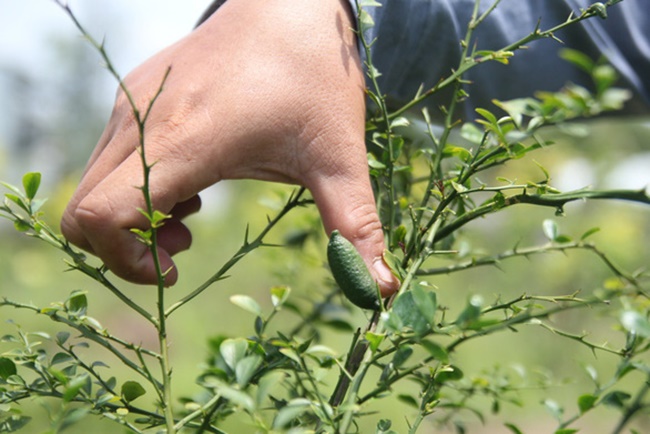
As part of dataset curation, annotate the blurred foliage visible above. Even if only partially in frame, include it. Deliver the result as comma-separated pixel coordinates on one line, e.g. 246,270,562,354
1,118,650,432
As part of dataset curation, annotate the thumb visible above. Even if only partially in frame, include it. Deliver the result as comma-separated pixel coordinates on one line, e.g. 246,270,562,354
307,172,400,298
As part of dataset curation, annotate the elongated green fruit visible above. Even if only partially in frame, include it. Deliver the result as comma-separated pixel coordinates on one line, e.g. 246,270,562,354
327,230,381,310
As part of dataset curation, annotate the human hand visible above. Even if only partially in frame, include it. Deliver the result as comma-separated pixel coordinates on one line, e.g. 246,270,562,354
61,0,399,296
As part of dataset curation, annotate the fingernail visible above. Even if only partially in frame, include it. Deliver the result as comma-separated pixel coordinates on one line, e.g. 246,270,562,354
373,258,399,296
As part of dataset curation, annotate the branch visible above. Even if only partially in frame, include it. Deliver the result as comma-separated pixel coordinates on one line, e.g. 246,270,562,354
165,189,309,317
435,188,650,243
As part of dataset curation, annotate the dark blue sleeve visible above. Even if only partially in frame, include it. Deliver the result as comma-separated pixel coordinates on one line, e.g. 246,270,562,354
351,0,650,118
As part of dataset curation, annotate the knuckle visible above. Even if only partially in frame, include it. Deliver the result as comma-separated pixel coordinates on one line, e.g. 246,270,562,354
73,193,116,232
348,203,383,243
60,206,86,248
112,258,144,282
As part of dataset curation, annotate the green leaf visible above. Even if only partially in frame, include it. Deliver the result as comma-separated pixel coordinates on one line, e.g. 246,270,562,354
442,145,472,162
149,210,171,228
391,225,407,247
121,380,146,403
63,375,89,403
51,352,73,366
91,360,110,369
365,332,385,353
235,355,262,387
13,219,30,232
368,153,387,170
377,419,397,434
602,390,631,408
620,310,650,338
230,295,262,317
382,249,405,280
67,291,88,316
389,117,410,129
321,319,354,332
22,172,41,200
397,394,418,408
256,371,285,407
392,291,431,335
29,198,47,214
460,122,485,145
359,9,375,28
578,394,597,414
392,346,413,369
220,338,249,371
278,348,301,364
542,219,558,242
105,376,117,391
0,414,32,432
504,423,524,434
58,407,91,432
600,87,632,110
390,136,404,161
130,228,152,244
412,282,437,322
270,286,291,307
476,108,498,125
555,429,579,434
304,345,337,358
1,334,18,343
382,311,404,334
56,331,70,346
272,398,311,429
583,364,599,384
543,399,564,421
559,49,594,74
212,380,256,412
434,365,463,382
0,357,17,380
492,98,534,127
81,316,103,332
48,368,68,385
31,331,51,340
580,227,600,241
4,193,29,213
420,340,449,363
454,295,483,328
593,64,617,93
451,181,468,194
367,64,382,79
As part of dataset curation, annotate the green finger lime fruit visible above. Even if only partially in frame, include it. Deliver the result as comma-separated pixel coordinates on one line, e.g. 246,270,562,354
327,230,381,310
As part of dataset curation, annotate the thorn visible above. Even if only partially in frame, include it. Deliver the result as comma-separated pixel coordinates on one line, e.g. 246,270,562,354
161,266,174,278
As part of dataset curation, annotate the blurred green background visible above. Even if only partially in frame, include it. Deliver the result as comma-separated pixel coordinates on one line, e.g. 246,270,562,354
2,2,650,433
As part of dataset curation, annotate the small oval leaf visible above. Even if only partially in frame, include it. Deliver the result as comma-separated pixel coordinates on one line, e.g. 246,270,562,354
220,338,249,371
0,357,17,380
22,172,41,200
235,355,262,387
230,295,262,317
270,286,291,307
121,380,146,403
542,219,558,242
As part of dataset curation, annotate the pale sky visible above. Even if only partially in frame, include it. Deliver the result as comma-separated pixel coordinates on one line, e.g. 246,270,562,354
1,0,209,75
0,0,212,180
0,0,210,141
